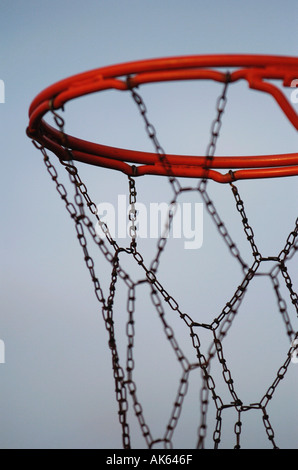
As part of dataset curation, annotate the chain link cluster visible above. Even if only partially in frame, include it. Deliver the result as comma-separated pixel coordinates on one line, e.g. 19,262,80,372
31,76,297,449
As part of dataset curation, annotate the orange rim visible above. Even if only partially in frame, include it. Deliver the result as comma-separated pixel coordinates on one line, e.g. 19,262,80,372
27,54,298,183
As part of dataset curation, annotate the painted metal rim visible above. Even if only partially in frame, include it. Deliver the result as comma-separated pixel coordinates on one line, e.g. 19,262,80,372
27,54,298,183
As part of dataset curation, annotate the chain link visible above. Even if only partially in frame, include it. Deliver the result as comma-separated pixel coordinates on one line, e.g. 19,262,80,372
234,411,242,449
261,408,278,448
128,176,138,250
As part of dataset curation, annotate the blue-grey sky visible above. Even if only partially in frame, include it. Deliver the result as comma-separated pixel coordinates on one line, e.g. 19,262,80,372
0,0,297,449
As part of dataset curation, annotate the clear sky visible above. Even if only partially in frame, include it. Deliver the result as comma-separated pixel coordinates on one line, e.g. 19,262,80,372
0,0,297,449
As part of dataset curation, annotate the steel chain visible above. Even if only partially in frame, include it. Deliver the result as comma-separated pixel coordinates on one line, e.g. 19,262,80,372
230,183,261,260
29,78,298,449
128,176,138,250
198,77,249,272
127,79,182,196
125,284,153,448
35,140,133,448
270,265,296,337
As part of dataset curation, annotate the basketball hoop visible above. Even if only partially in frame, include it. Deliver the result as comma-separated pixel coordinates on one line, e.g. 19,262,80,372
27,55,298,449
27,54,298,182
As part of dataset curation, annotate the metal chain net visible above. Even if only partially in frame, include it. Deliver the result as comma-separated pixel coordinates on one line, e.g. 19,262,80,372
31,76,298,449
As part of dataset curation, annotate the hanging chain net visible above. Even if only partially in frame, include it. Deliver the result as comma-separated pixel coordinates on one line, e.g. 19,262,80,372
31,76,298,449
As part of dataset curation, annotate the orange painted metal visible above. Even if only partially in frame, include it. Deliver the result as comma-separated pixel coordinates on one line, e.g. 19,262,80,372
27,55,298,183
